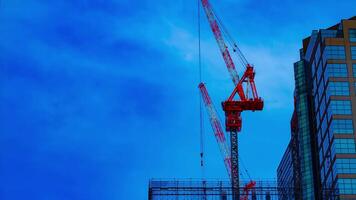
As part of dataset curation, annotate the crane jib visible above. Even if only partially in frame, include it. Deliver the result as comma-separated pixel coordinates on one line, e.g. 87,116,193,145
201,0,239,85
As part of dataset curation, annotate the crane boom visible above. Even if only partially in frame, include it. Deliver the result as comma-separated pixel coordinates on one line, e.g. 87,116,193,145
198,83,231,178
201,0,239,85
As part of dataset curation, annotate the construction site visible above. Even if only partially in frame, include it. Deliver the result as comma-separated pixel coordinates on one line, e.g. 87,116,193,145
149,179,291,200
147,0,356,199
152,0,300,199
2,0,356,199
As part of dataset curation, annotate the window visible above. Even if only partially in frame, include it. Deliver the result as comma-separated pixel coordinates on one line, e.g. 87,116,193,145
327,81,350,96
353,64,356,77
336,159,356,174
318,78,325,102
318,131,324,153
352,46,356,60
320,96,326,116
332,119,354,134
338,179,356,194
330,100,352,115
321,30,338,39
317,62,323,84
350,29,356,42
321,116,328,139
315,45,321,66
313,78,318,97
326,169,334,189
323,130,330,154
324,45,346,60
334,139,356,154
326,64,348,78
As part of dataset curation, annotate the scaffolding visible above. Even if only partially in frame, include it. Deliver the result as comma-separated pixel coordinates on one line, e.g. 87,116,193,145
149,179,289,200
148,179,340,200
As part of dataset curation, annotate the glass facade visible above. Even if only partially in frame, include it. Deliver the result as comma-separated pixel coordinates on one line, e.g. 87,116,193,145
310,21,356,199
351,46,356,60
350,29,356,42
321,30,338,39
324,46,346,60
332,119,354,134
327,81,350,96
295,18,355,200
277,108,301,199
326,64,348,78
277,143,296,200
334,139,356,154
278,17,356,200
330,100,352,115
338,179,356,194
294,60,316,199
336,159,356,174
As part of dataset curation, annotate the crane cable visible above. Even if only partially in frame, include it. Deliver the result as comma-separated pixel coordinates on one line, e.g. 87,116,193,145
240,156,252,181
210,6,249,68
210,5,254,99
198,0,205,180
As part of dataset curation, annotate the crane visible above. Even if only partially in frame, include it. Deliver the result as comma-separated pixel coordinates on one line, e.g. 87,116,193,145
199,0,264,199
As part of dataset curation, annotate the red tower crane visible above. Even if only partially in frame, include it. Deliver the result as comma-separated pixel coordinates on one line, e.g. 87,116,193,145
200,0,264,199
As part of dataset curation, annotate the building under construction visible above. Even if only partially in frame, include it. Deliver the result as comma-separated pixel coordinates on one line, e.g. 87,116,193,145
148,179,339,200
149,0,355,199
149,179,287,200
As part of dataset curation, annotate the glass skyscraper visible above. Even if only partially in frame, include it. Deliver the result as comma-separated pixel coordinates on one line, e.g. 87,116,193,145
278,16,356,200
277,109,301,200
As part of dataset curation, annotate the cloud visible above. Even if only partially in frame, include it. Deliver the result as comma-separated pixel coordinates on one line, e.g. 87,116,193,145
1,0,356,199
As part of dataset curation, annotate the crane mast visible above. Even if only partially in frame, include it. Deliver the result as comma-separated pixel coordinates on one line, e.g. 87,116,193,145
200,0,264,199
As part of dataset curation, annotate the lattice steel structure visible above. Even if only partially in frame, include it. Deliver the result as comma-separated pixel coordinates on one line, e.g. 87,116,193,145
148,179,300,200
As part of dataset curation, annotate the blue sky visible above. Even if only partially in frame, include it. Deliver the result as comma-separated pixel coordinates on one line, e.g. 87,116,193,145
0,0,355,199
